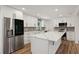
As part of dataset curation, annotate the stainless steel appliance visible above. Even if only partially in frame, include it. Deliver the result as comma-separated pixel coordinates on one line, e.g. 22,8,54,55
59,23,67,27
14,19,24,51
59,23,67,32
3,17,24,54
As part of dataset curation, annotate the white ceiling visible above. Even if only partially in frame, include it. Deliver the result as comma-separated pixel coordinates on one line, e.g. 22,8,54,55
10,5,79,19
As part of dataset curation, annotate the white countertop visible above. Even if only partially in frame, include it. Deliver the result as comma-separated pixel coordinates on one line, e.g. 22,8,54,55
30,31,65,41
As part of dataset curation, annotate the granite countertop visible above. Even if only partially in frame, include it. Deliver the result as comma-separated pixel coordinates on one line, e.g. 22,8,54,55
30,31,65,41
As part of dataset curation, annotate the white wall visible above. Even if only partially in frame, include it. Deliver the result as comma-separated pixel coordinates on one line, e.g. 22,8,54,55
0,6,4,53
0,6,23,53
1,6,23,29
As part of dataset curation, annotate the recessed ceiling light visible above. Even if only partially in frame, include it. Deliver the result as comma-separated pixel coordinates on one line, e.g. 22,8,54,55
22,8,25,10
55,9,58,11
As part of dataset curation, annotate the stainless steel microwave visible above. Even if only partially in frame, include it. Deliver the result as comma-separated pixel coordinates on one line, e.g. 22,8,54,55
59,23,67,27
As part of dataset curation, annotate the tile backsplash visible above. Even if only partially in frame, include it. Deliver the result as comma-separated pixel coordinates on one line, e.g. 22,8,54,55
24,27,45,32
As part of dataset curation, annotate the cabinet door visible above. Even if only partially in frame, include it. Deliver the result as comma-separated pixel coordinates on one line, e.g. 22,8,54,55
48,39,61,54
24,16,38,27
48,41,55,54
31,38,48,54
53,17,67,27
67,31,75,41
24,32,30,44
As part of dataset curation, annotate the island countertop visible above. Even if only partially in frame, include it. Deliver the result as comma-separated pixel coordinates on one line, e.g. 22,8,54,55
30,31,65,41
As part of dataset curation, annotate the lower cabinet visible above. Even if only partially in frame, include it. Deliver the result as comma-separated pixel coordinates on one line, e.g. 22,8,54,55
31,38,48,54
67,31,75,41
48,39,61,54
24,32,31,44
31,37,61,54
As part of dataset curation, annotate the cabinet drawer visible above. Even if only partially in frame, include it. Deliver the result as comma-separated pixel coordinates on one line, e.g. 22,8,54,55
67,31,75,41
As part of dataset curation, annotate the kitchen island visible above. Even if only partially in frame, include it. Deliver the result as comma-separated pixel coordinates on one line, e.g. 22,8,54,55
30,31,65,54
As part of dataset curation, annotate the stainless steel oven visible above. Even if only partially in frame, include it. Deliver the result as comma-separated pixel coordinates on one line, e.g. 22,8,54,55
59,23,67,32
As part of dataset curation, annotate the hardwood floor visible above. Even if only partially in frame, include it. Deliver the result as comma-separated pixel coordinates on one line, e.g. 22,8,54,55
56,40,79,54
12,43,32,54
12,40,79,54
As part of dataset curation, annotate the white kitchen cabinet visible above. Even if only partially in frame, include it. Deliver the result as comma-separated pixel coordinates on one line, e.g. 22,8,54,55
66,17,75,27
24,32,30,44
30,31,65,54
48,39,61,54
53,17,76,28
54,18,62,27
24,15,45,27
27,17,38,27
67,31,75,41
31,38,61,54
53,17,67,27
31,38,48,54
24,15,38,27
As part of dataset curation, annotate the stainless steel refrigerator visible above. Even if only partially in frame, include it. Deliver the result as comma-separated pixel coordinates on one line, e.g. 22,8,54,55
3,17,24,54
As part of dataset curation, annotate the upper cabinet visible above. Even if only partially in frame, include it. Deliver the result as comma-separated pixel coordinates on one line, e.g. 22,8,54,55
53,17,75,27
24,15,45,27
53,17,66,27
24,15,38,27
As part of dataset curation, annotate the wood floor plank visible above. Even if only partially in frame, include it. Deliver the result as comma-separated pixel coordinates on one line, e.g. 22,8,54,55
75,44,79,54
56,40,79,54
